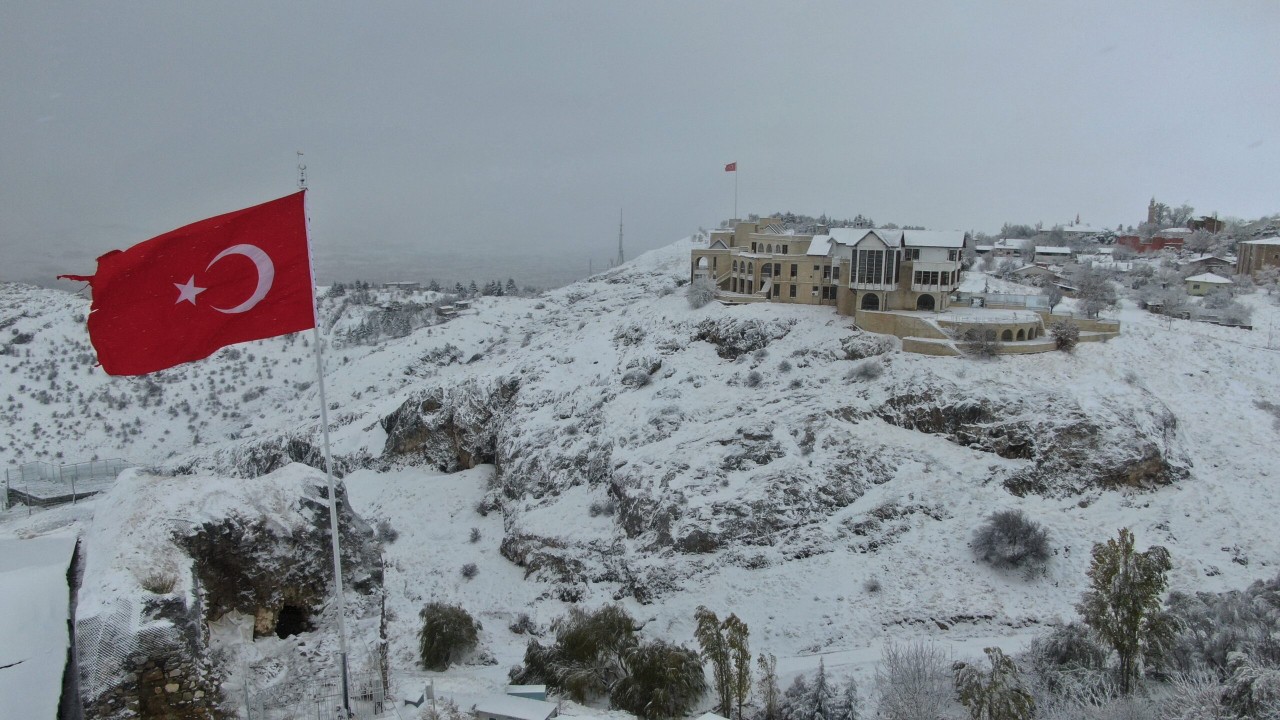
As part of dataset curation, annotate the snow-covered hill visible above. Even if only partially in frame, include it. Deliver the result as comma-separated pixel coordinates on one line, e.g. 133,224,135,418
3,238,1280,713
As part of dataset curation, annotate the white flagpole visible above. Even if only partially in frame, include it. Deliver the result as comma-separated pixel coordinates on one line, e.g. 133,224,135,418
300,173,352,714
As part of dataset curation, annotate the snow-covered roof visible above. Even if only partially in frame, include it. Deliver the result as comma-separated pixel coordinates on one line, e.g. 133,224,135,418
1059,223,1105,234
806,234,833,256
902,230,965,248
473,695,559,720
993,238,1028,248
1156,227,1193,236
975,245,995,252
1178,254,1230,265
1035,246,1072,254
1185,273,1233,284
1240,236,1280,246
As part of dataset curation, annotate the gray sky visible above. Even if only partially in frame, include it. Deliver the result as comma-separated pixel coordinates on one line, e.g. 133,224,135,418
3,2,1278,287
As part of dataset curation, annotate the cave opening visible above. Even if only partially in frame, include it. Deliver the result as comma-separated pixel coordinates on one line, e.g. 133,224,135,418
275,605,315,638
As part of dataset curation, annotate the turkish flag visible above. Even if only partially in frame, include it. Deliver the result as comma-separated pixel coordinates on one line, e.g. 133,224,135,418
61,191,317,376
724,162,737,172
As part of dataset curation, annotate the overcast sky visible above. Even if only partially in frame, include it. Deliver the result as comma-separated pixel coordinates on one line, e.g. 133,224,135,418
3,2,1278,287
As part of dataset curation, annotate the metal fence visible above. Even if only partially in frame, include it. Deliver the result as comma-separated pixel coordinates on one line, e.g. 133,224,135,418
2,458,132,510
245,654,390,720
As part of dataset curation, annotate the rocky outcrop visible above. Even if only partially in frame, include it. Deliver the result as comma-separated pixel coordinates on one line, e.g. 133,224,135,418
693,317,795,359
875,379,1191,496
75,465,383,720
381,376,520,471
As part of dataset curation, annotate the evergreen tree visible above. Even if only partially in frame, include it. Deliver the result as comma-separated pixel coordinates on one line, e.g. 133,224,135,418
468,280,479,296
417,603,480,671
454,282,465,296
953,647,1035,720
1076,528,1176,694
505,278,518,295
832,677,860,720
492,279,505,297
427,279,441,292
805,659,838,720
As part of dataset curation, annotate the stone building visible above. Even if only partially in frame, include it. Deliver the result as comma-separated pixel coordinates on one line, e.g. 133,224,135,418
690,219,966,315
1236,237,1280,277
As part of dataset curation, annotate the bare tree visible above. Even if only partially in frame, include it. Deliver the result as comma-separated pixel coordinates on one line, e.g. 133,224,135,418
875,641,956,720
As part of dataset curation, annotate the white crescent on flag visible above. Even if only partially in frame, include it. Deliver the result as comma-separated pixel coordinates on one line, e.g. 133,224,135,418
206,244,276,314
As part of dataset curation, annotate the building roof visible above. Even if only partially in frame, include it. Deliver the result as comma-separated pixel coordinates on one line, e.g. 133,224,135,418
1185,273,1233,284
472,695,559,720
1059,223,1105,234
902,230,965,248
1240,236,1280,246
1156,227,1193,236
1035,246,1072,254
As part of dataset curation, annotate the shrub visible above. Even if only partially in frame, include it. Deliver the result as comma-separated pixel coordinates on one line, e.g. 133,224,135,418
778,360,792,373
509,613,538,635
864,577,883,594
746,371,763,388
461,562,479,579
687,278,717,309
1028,622,1107,675
469,527,481,543
418,603,480,670
621,370,652,388
1050,320,1079,352
375,519,399,544
973,510,1051,573
610,640,708,719
848,358,883,381
139,571,178,594
955,327,1000,359
512,604,638,702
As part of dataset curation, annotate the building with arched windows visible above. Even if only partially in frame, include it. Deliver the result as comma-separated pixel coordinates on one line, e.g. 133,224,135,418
690,219,967,316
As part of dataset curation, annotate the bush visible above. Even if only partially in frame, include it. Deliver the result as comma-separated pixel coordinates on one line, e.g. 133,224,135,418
864,577,883,593
513,604,638,702
621,370,652,388
461,562,479,579
469,527,481,543
972,510,1051,573
375,519,399,544
955,327,1000,359
610,641,708,719
848,358,883,381
139,571,178,594
876,641,956,720
746,371,763,388
778,360,792,373
687,278,717,309
418,603,480,670
509,613,539,635
1050,320,1080,352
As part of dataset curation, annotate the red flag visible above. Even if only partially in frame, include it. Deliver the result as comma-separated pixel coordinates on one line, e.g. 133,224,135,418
724,162,737,172
60,191,317,376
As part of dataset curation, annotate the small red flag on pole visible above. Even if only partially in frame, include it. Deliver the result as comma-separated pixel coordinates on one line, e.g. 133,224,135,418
59,191,316,376
724,162,737,172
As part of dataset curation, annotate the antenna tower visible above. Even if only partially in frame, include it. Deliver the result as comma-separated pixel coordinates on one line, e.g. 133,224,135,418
617,209,625,266
297,151,307,190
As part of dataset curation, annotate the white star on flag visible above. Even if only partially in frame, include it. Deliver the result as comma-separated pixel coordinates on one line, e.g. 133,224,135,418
174,276,207,305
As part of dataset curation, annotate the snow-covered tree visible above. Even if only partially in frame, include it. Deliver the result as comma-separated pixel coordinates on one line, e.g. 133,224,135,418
610,640,707,720
694,607,750,718
875,642,955,720
1072,265,1118,318
953,647,1035,720
1076,528,1175,694
688,278,717,309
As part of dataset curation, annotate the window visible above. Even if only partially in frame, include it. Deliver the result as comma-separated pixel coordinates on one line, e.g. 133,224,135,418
823,265,831,280
948,249,958,261
732,260,738,272
766,243,773,253
1193,284,1200,290
906,248,920,261
782,245,789,254
856,249,885,284
747,262,753,274
789,284,796,298
790,263,797,277
832,266,841,281
774,263,781,276
751,242,757,252
712,257,717,269
814,265,820,273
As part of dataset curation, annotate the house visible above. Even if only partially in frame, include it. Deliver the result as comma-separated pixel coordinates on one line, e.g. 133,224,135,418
1236,237,1280,277
1116,228,1189,254
1033,246,1073,265
1058,221,1106,239
1184,272,1233,296
1012,264,1060,285
384,281,421,291
1188,215,1225,234
1177,254,1235,276
990,238,1028,259
691,219,966,313
472,695,558,720
505,686,548,702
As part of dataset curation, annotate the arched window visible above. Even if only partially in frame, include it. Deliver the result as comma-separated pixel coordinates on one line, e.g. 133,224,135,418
1016,329,1025,341
860,293,880,310
748,262,754,274
767,243,774,253
732,260,739,272
1001,329,1013,341
916,294,936,311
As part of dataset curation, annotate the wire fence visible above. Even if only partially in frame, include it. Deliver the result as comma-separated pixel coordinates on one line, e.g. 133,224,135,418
2,458,132,510
245,651,390,720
